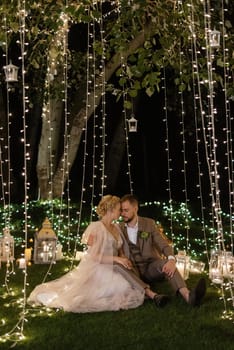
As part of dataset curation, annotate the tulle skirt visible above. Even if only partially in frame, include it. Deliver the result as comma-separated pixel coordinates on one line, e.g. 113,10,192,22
28,261,144,313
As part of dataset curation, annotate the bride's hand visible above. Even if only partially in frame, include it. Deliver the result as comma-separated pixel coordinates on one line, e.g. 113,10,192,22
115,256,132,269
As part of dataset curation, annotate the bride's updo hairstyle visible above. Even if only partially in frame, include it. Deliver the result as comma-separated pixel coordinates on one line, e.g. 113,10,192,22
96,195,120,218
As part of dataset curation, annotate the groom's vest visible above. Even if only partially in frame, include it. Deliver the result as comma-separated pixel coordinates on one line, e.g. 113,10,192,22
127,236,156,276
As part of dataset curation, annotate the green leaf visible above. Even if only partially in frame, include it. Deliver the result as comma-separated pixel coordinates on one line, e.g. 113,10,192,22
124,100,132,110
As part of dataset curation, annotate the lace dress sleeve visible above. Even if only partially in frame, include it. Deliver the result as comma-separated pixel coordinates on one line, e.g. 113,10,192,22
81,221,114,264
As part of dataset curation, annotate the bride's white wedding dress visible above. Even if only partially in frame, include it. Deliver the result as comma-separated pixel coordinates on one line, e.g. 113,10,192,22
27,221,145,313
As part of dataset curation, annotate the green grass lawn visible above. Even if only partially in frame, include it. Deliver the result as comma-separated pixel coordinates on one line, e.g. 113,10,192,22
0,201,233,349
0,260,233,350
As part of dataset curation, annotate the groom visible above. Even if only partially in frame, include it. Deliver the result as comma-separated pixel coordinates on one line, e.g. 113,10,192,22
119,194,206,307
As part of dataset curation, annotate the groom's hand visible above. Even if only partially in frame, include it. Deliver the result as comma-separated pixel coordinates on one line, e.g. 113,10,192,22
162,260,176,278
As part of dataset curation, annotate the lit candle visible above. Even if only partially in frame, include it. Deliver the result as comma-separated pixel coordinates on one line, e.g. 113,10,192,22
56,243,63,260
189,260,205,274
211,268,223,284
75,251,84,261
19,258,26,269
43,252,48,262
24,248,32,262
43,244,49,252
176,262,185,278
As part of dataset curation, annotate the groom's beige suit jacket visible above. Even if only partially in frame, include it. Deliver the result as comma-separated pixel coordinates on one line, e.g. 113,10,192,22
119,216,174,269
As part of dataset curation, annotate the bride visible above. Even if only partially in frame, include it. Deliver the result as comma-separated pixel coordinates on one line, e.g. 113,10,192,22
28,195,168,312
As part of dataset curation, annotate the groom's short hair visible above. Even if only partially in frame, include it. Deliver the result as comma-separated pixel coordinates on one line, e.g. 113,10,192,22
120,194,139,207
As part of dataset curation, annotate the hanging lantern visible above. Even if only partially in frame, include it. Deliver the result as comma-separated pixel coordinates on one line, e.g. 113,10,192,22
175,250,190,280
0,227,14,262
128,114,138,132
3,60,19,82
209,29,220,49
34,218,57,264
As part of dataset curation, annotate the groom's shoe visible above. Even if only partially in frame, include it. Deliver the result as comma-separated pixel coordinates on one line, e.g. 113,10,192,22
153,294,170,308
188,278,206,307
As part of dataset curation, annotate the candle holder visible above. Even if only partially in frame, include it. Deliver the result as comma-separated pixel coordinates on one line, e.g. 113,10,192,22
18,258,26,269
55,242,63,261
219,251,234,279
0,227,14,263
209,29,220,49
189,259,205,274
75,251,84,261
127,114,138,132
176,250,190,280
3,61,19,82
34,218,57,264
209,249,223,284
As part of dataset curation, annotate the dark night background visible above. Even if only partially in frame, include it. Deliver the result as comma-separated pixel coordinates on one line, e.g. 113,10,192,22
0,21,233,215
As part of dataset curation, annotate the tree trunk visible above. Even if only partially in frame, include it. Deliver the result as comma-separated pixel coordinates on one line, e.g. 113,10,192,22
40,23,153,199
37,98,63,199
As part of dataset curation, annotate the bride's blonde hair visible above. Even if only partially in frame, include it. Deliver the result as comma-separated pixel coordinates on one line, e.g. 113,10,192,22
96,195,120,218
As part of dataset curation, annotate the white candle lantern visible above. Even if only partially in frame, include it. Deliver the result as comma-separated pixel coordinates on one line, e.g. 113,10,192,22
55,242,63,261
176,250,190,280
0,227,14,262
209,249,223,284
3,61,19,82
209,29,220,49
24,247,32,262
34,218,57,264
219,251,234,279
18,258,26,269
75,251,84,261
128,114,138,132
189,259,205,274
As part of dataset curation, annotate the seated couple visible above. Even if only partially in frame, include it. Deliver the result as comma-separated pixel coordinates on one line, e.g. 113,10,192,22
28,194,206,312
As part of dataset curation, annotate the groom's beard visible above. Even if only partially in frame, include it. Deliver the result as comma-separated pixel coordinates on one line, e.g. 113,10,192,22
124,215,135,224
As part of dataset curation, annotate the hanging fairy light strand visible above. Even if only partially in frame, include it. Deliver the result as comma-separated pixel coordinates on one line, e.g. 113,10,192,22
162,64,174,242
99,0,107,197
1,15,12,229
188,0,222,248
17,0,29,340
122,76,134,195
0,146,5,205
187,1,210,262
187,0,234,313
118,0,134,195
89,10,98,221
44,9,73,278
202,0,225,251
175,1,192,254
179,50,190,253
73,7,92,266
57,11,73,253
220,0,234,253
0,16,17,338
0,0,29,344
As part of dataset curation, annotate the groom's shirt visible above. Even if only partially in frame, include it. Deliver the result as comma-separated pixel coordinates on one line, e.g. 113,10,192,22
125,221,138,245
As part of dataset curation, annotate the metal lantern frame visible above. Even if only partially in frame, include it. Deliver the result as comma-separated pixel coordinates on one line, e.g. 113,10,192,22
128,114,138,132
0,227,14,262
3,61,19,82
176,250,190,280
209,249,234,284
34,218,57,264
209,29,221,49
